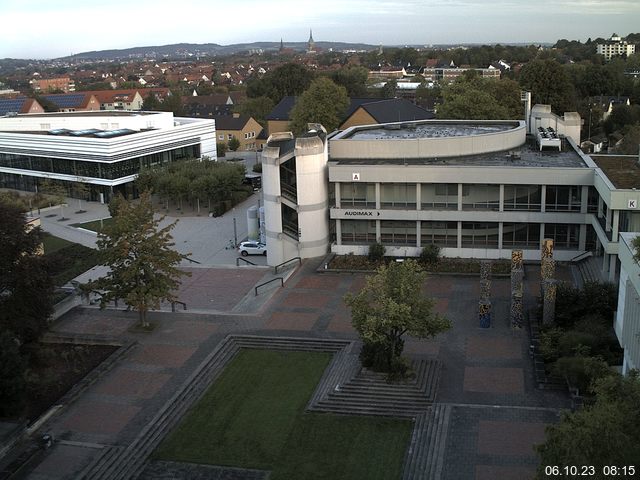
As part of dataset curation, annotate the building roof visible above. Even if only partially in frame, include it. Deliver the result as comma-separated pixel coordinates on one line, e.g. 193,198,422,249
212,114,252,130
358,98,435,123
41,92,95,109
0,97,34,115
591,155,640,189
83,89,141,104
265,96,297,121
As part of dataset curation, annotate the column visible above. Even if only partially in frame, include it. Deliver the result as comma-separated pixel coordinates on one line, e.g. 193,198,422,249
578,224,587,251
457,221,462,249
580,185,589,214
605,207,612,232
416,221,421,248
458,183,463,211
376,220,381,243
499,184,505,212
609,254,617,282
416,184,421,211
598,196,603,217
612,210,620,239
335,182,341,209
375,183,381,210
335,219,342,246
540,185,546,213
498,222,504,251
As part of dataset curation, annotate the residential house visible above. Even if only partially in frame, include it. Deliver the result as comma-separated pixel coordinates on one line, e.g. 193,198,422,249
0,97,44,116
41,93,100,112
85,90,145,110
340,98,435,130
213,114,263,151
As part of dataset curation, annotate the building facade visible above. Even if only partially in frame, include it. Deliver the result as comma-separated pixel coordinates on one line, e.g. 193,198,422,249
0,111,216,202
596,34,636,61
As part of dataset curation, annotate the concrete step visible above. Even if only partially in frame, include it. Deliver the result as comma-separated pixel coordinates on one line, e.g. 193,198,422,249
402,404,451,480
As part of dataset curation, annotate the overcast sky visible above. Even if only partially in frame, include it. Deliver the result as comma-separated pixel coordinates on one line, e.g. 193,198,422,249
2,0,640,59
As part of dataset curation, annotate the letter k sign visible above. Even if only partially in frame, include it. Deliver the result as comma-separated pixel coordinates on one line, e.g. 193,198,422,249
629,199,637,209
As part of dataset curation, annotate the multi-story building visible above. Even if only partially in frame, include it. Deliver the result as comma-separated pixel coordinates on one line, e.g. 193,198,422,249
30,77,76,93
422,66,501,83
596,34,636,61
213,114,263,151
0,111,216,202
261,104,639,289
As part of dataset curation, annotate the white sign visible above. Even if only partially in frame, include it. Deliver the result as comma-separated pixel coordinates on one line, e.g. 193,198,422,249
629,199,637,209
352,172,360,181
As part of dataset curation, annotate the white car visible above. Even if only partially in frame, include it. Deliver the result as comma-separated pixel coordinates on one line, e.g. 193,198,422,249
238,241,267,256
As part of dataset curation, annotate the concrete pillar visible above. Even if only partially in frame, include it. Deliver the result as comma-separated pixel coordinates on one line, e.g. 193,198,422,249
416,221,421,248
499,184,504,212
579,224,587,250
598,196,603,217
457,221,462,249
376,220,381,243
375,183,381,210
335,219,342,246
602,252,610,275
539,223,545,246
540,185,546,213
613,210,620,239
416,184,422,211
335,182,341,209
542,279,557,325
606,207,612,232
609,254,617,282
458,183,463,211
498,222,504,250
580,185,589,214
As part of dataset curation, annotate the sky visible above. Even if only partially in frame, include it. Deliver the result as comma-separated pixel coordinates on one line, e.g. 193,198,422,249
2,0,640,59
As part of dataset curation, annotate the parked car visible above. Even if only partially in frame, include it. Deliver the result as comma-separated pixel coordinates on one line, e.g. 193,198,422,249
238,241,267,256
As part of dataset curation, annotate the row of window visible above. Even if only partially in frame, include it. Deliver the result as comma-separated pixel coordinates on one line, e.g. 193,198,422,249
0,145,199,180
337,183,598,213
340,220,588,250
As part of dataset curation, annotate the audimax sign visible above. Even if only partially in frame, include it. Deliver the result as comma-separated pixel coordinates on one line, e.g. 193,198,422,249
344,210,380,216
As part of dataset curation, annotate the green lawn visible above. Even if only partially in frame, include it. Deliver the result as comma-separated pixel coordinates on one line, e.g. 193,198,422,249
154,349,412,479
71,217,113,233
42,234,100,286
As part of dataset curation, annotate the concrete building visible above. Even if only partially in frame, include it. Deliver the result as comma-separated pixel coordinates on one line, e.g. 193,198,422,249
614,233,640,375
0,110,216,202
597,34,636,61
30,77,75,93
261,105,640,289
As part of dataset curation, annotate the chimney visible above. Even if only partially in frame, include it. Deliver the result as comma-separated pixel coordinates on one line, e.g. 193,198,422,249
233,112,240,118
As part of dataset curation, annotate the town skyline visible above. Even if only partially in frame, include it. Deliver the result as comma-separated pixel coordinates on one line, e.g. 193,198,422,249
3,0,640,59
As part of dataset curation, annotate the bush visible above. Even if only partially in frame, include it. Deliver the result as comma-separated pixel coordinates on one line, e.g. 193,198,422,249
252,162,262,173
216,142,227,157
419,244,440,264
228,137,241,151
555,282,618,329
0,331,27,416
552,355,612,393
368,242,386,262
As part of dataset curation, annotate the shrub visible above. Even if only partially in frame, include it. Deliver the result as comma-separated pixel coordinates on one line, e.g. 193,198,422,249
228,137,241,151
552,355,612,394
419,244,440,264
216,142,227,157
368,242,386,262
0,331,27,416
252,162,262,173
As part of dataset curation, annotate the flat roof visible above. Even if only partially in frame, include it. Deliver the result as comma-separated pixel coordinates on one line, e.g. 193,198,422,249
339,121,519,140
592,155,640,189
332,136,588,168
7,110,156,118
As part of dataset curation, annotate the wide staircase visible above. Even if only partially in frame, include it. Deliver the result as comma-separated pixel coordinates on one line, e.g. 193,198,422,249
573,255,604,287
309,357,442,417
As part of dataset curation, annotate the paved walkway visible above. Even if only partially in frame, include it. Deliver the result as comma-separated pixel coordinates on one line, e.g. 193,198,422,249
10,257,570,480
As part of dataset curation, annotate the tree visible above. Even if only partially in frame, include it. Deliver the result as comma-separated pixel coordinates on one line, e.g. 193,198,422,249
519,59,576,114
40,179,67,218
344,259,451,375
0,200,53,344
330,66,369,97
535,372,640,477
216,141,228,157
0,331,27,416
228,136,241,151
289,77,349,134
246,63,315,104
235,96,274,128
381,79,397,99
86,192,190,327
438,76,522,120
73,179,90,213
142,93,161,111
616,125,640,155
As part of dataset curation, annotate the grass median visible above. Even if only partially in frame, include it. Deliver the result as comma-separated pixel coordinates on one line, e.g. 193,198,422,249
154,349,411,479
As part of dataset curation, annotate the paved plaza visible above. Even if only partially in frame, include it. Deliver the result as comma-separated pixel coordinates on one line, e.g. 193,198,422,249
3,198,571,479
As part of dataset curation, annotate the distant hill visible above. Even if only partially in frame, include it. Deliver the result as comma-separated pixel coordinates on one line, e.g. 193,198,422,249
61,41,379,60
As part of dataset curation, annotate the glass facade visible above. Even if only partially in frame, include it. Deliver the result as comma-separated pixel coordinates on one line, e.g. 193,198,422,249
545,185,581,212
461,222,499,248
503,185,541,211
279,157,297,202
462,184,500,211
502,223,540,248
341,220,376,244
421,221,458,247
0,145,199,181
380,183,416,209
380,220,416,245
340,182,375,208
422,183,457,210
545,224,579,249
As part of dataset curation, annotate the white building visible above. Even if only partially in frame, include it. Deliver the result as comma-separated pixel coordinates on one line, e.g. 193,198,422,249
0,110,216,202
614,233,640,375
596,34,636,61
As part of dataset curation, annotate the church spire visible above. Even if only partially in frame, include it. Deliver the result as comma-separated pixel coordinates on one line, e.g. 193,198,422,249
307,29,316,54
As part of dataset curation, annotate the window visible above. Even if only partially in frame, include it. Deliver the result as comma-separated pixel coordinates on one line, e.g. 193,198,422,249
462,184,500,211
341,220,376,244
340,182,375,208
504,185,541,211
502,223,540,248
421,221,458,247
546,186,581,212
422,183,457,210
380,221,416,245
227,134,233,140
545,224,579,249
461,222,499,248
380,183,416,209
218,134,224,140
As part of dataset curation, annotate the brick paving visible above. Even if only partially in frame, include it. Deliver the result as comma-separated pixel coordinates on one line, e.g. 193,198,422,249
18,259,574,480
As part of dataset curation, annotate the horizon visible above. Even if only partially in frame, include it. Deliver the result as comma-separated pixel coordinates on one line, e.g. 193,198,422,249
3,0,640,60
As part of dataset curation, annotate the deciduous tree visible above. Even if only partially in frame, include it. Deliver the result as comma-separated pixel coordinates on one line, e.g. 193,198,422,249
289,77,349,134
87,192,190,327
344,259,451,374
519,59,576,114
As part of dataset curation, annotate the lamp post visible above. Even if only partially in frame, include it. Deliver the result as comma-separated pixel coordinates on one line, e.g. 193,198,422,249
233,209,238,247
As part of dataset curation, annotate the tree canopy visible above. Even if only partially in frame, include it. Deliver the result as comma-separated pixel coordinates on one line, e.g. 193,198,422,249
87,192,189,327
289,77,349,134
329,66,369,97
535,372,640,476
519,59,577,114
0,200,53,344
246,63,315,104
437,75,522,120
344,259,451,373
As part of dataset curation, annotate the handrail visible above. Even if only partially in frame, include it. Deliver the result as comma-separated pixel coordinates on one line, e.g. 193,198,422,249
182,254,201,264
569,251,593,263
236,257,256,266
171,300,187,312
274,256,301,274
255,277,283,295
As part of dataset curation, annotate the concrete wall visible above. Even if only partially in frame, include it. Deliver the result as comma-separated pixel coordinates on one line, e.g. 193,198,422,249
615,233,640,374
529,105,581,144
